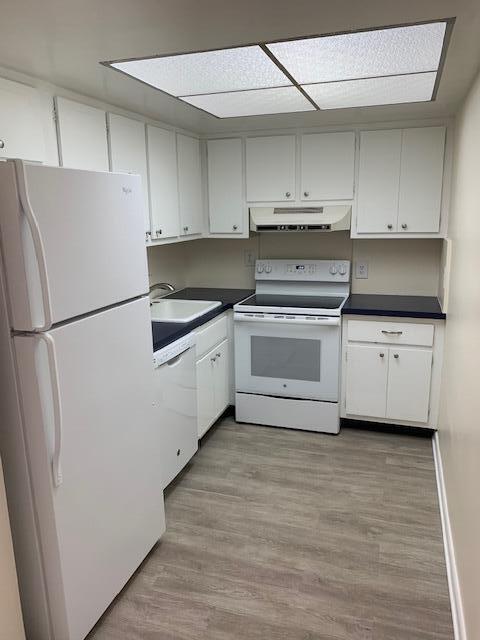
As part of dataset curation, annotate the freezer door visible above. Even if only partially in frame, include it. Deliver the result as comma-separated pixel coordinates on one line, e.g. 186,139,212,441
0,160,148,331
14,298,165,640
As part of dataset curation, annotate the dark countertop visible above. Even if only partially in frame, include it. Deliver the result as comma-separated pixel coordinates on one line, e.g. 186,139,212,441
342,294,446,320
151,287,254,352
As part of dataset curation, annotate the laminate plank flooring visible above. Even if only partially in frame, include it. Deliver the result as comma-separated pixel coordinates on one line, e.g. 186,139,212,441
88,418,453,640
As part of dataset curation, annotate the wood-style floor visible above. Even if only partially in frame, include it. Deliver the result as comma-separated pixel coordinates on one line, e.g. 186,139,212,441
88,417,453,640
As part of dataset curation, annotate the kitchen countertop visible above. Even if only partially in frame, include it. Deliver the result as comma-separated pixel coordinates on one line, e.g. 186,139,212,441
342,294,446,320
151,288,254,352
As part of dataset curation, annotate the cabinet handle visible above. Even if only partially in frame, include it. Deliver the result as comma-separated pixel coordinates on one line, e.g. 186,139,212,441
303,191,309,197
176,449,181,456
394,353,399,359
232,224,238,231
379,353,385,358
210,357,216,363
401,223,408,230
216,352,221,358
0,139,5,149
381,330,403,335
285,191,291,198
183,226,189,233
145,231,152,242
156,229,162,236
387,224,393,230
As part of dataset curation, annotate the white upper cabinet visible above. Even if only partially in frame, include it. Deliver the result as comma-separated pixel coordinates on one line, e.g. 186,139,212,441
357,129,402,234
0,77,46,163
398,127,445,233
147,126,180,240
356,126,446,236
300,132,355,201
207,138,244,234
246,135,296,202
56,97,109,172
108,114,150,235
177,134,203,236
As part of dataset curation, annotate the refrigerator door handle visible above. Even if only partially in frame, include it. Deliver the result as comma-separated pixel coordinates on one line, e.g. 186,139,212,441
37,333,63,487
14,159,53,331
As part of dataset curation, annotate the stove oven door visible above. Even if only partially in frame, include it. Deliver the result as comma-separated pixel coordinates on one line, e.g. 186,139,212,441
234,314,340,401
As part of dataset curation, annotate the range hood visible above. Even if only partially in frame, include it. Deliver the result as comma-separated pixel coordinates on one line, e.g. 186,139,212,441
250,206,351,232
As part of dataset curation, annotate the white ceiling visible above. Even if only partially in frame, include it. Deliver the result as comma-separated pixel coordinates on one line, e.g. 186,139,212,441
1,0,479,133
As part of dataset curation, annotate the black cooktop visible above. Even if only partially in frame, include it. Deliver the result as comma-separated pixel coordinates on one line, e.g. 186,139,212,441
238,294,346,309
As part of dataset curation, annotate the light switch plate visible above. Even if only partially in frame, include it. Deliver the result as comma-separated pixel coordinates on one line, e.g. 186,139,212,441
355,261,368,279
244,250,256,267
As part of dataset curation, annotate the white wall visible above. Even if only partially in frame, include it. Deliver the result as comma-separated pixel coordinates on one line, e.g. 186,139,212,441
148,233,443,296
438,69,480,639
0,460,25,640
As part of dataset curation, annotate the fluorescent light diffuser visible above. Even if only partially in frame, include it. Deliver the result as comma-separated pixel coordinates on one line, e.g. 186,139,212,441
266,22,446,84
112,46,290,97
180,87,315,118
303,72,437,109
103,19,452,117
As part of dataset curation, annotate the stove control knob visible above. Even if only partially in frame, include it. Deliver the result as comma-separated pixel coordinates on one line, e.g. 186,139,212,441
329,264,337,275
265,265,272,274
257,264,264,273
338,264,347,276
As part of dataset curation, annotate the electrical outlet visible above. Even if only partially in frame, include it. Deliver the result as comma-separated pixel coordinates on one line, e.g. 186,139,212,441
355,261,368,279
244,250,256,267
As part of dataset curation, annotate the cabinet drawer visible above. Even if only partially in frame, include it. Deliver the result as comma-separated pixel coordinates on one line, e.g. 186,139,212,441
347,320,434,347
195,314,228,359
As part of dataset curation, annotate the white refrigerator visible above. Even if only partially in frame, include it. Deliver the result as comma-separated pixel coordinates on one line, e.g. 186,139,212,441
0,160,165,640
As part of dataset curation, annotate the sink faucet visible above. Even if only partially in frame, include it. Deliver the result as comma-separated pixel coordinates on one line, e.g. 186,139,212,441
149,282,175,301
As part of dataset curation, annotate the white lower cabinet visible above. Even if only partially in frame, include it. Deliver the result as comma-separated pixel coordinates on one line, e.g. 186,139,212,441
345,344,388,418
386,348,432,423
197,339,229,438
342,317,443,428
195,314,230,438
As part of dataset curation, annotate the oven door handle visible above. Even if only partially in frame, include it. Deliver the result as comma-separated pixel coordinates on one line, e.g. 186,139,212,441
234,313,340,327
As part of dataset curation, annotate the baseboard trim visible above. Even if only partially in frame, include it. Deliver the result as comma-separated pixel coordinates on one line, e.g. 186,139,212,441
432,432,467,640
341,418,434,438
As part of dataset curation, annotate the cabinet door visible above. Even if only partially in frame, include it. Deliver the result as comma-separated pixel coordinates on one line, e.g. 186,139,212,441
301,132,355,201
246,135,296,202
147,125,179,240
357,130,401,233
207,139,244,234
213,339,230,416
386,348,432,423
177,134,203,236
0,77,45,162
196,349,216,438
345,344,388,418
398,127,445,233
108,114,150,234
56,97,109,172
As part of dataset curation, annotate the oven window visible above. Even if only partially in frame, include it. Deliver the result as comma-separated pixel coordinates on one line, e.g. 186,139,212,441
251,336,321,382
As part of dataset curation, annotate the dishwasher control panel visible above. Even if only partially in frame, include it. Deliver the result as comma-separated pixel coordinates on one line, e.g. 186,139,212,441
153,333,195,367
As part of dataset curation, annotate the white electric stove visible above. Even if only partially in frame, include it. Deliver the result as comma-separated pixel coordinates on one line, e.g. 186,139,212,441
233,259,350,434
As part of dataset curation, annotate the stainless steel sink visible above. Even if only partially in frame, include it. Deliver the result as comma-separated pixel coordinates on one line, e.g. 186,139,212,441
150,299,221,323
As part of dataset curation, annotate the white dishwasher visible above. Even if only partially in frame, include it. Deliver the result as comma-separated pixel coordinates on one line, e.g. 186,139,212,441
153,333,198,488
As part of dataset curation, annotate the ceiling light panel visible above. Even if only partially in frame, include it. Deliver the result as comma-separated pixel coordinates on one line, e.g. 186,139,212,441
303,72,437,110
266,22,446,84
180,87,315,118
112,46,291,97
